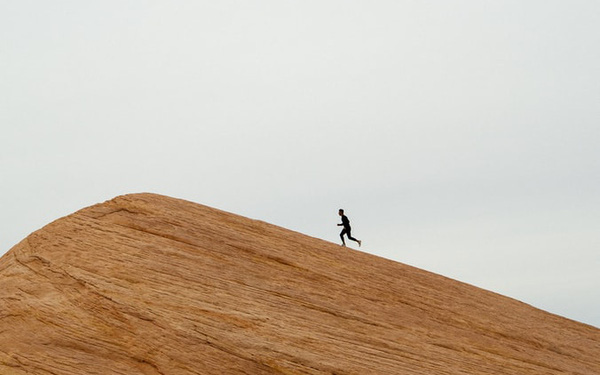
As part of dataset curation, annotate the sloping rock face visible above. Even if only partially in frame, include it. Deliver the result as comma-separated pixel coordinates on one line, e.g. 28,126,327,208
0,193,598,375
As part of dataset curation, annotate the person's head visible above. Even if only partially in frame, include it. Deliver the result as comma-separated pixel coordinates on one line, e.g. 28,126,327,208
338,209,344,216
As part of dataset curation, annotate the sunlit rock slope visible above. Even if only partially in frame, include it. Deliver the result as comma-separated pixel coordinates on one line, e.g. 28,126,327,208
0,193,598,374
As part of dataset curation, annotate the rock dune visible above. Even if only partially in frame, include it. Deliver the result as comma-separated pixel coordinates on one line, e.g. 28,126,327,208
0,193,598,374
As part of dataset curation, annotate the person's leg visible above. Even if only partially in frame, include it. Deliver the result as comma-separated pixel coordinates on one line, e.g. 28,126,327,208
347,229,361,247
340,228,347,246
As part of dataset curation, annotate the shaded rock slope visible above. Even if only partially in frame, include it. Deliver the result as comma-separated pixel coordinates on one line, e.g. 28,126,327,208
0,193,598,375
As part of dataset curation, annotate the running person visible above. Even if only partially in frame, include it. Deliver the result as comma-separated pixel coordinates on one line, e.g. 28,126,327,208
337,209,361,247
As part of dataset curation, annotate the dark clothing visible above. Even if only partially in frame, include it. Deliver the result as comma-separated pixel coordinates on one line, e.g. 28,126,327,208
339,214,359,243
340,227,359,242
340,215,351,230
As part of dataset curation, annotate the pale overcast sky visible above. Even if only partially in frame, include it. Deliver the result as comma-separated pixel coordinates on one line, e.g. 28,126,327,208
1,1,599,327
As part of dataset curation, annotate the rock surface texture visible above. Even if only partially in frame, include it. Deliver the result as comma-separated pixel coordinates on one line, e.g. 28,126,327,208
0,193,598,374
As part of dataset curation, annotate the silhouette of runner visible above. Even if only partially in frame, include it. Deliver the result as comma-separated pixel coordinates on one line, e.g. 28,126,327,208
338,209,361,247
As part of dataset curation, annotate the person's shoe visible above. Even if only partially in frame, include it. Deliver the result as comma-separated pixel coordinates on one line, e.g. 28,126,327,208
341,243,346,247
358,240,362,247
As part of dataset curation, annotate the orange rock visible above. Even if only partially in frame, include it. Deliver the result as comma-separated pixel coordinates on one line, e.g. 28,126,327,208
0,193,598,374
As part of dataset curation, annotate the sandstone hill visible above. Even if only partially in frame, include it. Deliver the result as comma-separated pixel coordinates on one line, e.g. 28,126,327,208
0,193,598,374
